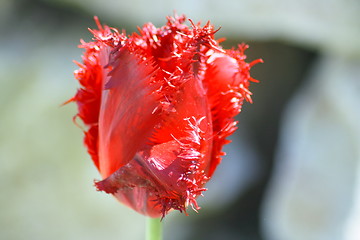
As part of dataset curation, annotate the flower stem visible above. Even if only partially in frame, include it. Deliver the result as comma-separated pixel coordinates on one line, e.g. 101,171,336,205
146,217,162,240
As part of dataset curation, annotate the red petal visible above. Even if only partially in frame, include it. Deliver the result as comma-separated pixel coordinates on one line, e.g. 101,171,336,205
203,50,252,177
98,47,160,178
72,48,104,170
71,18,123,171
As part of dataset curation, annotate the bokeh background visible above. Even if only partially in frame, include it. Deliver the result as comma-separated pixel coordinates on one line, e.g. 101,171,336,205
1,0,359,239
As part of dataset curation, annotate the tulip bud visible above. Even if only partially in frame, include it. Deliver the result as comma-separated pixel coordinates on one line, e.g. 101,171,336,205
70,15,262,218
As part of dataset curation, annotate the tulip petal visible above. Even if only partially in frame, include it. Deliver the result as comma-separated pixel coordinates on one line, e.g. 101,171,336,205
98,47,160,178
203,48,253,177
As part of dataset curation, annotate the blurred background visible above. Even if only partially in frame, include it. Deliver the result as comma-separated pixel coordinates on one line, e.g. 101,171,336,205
1,0,359,239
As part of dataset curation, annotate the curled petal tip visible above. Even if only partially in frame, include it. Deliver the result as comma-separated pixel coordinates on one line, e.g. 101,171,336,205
250,58,264,67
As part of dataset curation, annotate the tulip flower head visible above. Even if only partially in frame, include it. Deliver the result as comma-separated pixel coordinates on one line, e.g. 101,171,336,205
69,15,262,218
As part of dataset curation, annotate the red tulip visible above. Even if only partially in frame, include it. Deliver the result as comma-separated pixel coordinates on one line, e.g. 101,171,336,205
69,15,262,218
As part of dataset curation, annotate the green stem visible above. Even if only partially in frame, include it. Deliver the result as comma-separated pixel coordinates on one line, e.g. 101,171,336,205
146,217,162,240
